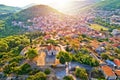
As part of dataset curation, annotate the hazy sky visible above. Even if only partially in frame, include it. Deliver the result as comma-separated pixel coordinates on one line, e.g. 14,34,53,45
0,0,85,7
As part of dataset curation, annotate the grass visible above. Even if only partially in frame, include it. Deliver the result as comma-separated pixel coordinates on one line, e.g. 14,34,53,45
90,24,108,31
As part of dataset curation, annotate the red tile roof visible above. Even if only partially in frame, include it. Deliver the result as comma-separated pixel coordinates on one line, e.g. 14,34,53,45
101,65,116,76
114,59,120,67
115,70,120,76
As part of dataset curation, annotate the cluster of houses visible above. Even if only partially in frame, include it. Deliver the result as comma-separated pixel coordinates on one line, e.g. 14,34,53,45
12,12,107,40
100,59,120,80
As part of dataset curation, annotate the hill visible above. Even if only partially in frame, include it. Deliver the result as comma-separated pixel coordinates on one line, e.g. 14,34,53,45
62,0,101,14
0,5,61,37
94,0,120,10
10,5,61,21
0,4,21,14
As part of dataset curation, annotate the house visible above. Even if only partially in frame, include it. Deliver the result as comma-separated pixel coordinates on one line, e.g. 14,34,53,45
45,45,60,56
101,65,117,80
45,45,61,65
105,60,117,68
95,47,105,54
114,59,120,69
112,29,120,37
114,70,120,79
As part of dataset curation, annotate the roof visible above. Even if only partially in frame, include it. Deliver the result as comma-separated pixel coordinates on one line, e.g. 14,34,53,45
47,45,56,51
106,60,116,66
114,59,120,67
101,65,116,76
115,70,120,76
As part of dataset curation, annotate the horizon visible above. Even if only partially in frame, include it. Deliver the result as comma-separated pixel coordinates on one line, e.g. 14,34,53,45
0,0,86,7
0,0,87,13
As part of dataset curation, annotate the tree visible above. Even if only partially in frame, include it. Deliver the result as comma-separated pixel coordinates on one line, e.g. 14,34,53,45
57,51,72,74
17,63,32,75
27,72,46,80
101,53,109,60
63,75,74,80
57,51,72,64
0,41,8,52
25,48,38,60
75,67,88,80
60,56,66,64
44,68,51,75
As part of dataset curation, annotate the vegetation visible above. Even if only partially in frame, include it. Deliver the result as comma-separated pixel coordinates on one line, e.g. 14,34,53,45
95,0,120,11
0,4,21,14
57,51,72,64
94,18,120,31
90,24,108,31
25,48,38,60
27,72,46,80
73,52,99,67
44,68,51,75
63,75,74,80
75,67,88,80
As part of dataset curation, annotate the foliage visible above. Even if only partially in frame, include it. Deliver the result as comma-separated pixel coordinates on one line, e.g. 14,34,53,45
57,51,72,64
0,41,8,52
0,4,21,14
94,18,120,31
44,68,51,75
75,67,88,80
95,0,120,11
101,53,109,60
63,75,74,80
73,52,99,67
27,72,46,80
25,48,38,60
17,63,32,75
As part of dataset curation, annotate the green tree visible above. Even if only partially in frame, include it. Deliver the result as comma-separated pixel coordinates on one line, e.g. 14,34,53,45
60,56,66,64
57,51,72,74
63,75,74,80
0,41,8,52
44,68,51,75
27,72,46,80
17,63,32,75
101,53,109,60
75,67,88,80
25,48,38,60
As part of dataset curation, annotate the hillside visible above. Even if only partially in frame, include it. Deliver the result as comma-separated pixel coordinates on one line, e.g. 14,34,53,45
62,0,101,14
0,5,61,37
94,0,120,10
0,4,21,14
10,5,61,21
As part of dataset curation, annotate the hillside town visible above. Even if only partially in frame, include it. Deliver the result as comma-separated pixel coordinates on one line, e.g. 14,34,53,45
0,0,120,80
10,11,120,80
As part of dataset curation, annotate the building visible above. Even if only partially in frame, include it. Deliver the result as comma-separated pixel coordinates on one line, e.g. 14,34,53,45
45,45,60,56
114,70,120,79
105,60,117,68
114,59,120,69
101,65,117,80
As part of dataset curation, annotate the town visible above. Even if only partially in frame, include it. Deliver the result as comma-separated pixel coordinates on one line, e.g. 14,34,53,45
0,0,120,80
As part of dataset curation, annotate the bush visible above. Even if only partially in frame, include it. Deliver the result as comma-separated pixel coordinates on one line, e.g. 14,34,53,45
44,68,51,75
63,75,74,80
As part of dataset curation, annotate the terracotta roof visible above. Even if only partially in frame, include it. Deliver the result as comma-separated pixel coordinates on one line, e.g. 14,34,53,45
114,59,120,67
115,70,120,76
101,65,116,76
47,45,56,51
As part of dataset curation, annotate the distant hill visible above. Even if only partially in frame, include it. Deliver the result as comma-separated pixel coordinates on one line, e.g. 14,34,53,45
0,5,62,37
0,4,21,14
94,0,120,10
10,5,61,21
22,3,37,9
62,0,101,14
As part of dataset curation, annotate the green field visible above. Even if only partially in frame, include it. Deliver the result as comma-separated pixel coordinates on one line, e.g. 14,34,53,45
90,24,108,31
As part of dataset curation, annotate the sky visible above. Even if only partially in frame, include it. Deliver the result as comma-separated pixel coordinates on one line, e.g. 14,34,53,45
0,0,85,7
0,0,85,12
